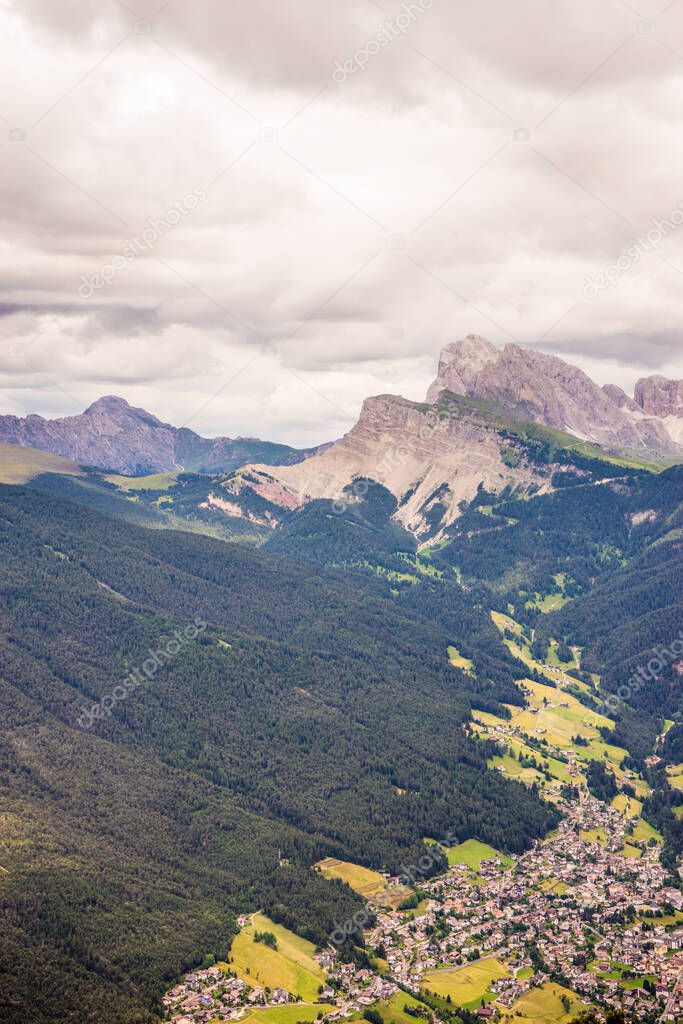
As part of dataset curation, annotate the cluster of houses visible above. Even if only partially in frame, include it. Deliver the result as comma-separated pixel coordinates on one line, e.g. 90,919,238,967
162,963,296,1024
163,675,683,1024
161,921,401,1024
362,791,683,1022
163,786,683,1024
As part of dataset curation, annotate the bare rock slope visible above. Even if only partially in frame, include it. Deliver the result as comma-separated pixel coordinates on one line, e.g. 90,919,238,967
427,336,680,455
224,336,683,536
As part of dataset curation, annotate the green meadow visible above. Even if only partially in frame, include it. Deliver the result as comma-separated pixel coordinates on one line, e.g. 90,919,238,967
0,442,81,484
501,982,586,1022
421,956,509,1009
446,838,511,869
226,913,326,1001
315,857,386,898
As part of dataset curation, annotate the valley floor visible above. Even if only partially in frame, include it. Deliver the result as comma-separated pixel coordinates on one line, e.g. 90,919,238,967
162,634,683,1024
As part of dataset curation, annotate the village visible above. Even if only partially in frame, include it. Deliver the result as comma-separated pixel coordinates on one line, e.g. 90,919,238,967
365,790,683,1022
162,628,683,1024
162,778,683,1024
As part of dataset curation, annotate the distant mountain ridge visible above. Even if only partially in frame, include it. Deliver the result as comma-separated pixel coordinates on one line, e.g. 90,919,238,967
0,395,313,475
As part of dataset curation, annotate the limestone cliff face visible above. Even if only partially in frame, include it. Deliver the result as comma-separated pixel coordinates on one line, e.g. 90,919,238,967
601,384,640,413
223,393,552,535
633,375,683,448
225,336,682,538
425,335,499,403
427,336,681,456
634,375,683,418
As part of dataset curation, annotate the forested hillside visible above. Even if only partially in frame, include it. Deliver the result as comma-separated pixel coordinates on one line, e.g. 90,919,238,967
0,485,556,1024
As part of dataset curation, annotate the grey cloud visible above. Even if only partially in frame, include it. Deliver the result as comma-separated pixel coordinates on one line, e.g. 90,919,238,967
536,330,683,371
3,0,683,441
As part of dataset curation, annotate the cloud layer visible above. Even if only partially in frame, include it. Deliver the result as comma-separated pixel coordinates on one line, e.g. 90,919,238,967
1,0,682,445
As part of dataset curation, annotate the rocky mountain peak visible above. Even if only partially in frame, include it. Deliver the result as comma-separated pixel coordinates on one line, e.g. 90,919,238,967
425,336,681,455
426,335,498,403
84,395,166,429
634,375,683,418
602,383,640,413
85,395,131,414
0,397,308,475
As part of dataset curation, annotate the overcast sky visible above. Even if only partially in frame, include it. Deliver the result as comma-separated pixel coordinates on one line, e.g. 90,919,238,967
1,0,683,445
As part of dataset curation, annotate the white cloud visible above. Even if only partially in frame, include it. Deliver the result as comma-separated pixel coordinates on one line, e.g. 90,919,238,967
1,0,682,445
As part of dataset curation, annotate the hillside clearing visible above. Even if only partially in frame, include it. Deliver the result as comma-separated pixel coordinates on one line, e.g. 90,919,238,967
226,913,325,1001
315,858,386,898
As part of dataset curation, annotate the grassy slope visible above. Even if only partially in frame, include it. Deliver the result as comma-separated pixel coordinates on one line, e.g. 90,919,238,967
500,982,586,1023
316,858,386,898
446,839,511,869
0,442,81,483
421,957,509,1009
226,913,325,1001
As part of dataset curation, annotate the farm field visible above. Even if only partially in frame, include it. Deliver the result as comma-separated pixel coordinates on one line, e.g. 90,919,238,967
524,573,571,613
226,913,326,1001
619,843,642,859
630,817,662,844
490,610,524,636
488,734,574,787
501,982,586,1022
355,992,428,1024
612,794,642,818
231,1004,335,1024
545,638,578,669
490,612,594,693
580,827,608,846
445,839,511,869
0,442,81,483
473,620,655,807
637,910,683,927
315,858,386,898
539,877,569,895
489,752,543,786
421,957,510,1009
526,590,570,613
477,676,629,786
666,763,683,790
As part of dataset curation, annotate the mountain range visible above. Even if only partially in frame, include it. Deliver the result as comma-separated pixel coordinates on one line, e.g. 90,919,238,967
2,336,683,1024
2,338,680,482
223,336,683,536
2,337,681,542
0,395,313,475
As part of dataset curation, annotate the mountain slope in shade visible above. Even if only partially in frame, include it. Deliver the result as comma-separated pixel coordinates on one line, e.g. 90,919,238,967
0,396,310,475
427,336,682,456
222,337,682,537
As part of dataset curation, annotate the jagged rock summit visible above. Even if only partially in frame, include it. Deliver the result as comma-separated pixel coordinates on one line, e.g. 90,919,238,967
426,335,682,455
220,335,683,537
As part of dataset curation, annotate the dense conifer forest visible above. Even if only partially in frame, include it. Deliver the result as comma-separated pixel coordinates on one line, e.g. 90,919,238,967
0,485,556,1024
